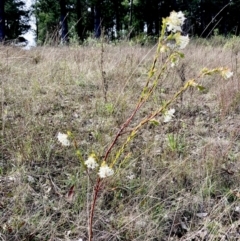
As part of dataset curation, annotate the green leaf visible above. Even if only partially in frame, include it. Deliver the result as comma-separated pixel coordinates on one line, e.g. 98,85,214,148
197,85,206,91
150,119,160,126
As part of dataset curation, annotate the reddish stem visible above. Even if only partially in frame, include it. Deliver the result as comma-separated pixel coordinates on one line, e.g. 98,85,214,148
103,101,143,162
88,177,102,241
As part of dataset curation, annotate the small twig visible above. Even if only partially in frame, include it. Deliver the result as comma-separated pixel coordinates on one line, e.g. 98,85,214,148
200,3,230,37
100,33,108,103
48,174,63,197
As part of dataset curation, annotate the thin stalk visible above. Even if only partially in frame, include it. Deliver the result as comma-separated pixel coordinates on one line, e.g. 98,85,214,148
103,101,142,162
103,53,171,163
88,177,102,241
111,79,196,167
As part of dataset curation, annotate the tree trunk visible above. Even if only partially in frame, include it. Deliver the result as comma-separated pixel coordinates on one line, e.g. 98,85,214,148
76,0,84,41
114,0,120,38
59,0,69,44
129,0,133,27
145,0,154,35
94,0,101,38
129,0,133,38
0,0,5,42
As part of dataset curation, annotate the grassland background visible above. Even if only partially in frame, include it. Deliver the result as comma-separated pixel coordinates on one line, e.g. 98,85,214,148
1,37,240,241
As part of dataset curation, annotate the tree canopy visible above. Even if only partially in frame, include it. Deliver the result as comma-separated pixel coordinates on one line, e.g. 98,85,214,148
0,0,238,44
0,0,31,42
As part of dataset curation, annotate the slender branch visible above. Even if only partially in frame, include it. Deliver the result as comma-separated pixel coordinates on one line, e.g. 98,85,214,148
111,79,196,167
88,177,102,241
103,101,142,162
103,53,171,164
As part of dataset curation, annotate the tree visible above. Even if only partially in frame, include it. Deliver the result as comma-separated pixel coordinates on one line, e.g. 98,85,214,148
94,0,101,38
113,0,121,37
4,0,30,40
59,0,69,43
33,0,240,44
34,0,60,44
35,0,91,44
76,0,84,41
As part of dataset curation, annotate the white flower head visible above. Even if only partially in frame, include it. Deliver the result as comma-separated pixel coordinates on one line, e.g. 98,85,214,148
127,173,135,180
85,155,99,169
177,11,186,25
57,132,70,146
221,68,233,79
98,162,114,178
164,108,175,123
176,34,189,49
166,11,186,33
166,33,189,50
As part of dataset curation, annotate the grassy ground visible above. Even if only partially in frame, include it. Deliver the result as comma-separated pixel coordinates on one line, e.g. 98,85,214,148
1,38,240,241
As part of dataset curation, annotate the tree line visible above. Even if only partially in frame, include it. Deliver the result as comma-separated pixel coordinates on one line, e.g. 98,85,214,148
0,0,238,44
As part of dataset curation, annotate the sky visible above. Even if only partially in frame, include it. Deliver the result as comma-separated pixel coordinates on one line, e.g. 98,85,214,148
23,0,36,47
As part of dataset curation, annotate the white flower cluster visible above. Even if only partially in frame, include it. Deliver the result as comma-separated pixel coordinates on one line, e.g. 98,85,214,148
166,11,186,33
85,155,99,169
57,132,70,146
84,156,114,178
176,34,190,49
164,108,175,123
98,163,114,178
221,68,233,79
165,11,189,50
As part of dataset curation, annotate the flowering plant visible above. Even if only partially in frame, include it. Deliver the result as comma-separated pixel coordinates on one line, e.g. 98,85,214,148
57,11,233,241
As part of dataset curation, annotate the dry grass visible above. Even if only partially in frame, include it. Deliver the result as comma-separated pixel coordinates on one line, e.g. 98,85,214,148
1,39,240,241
